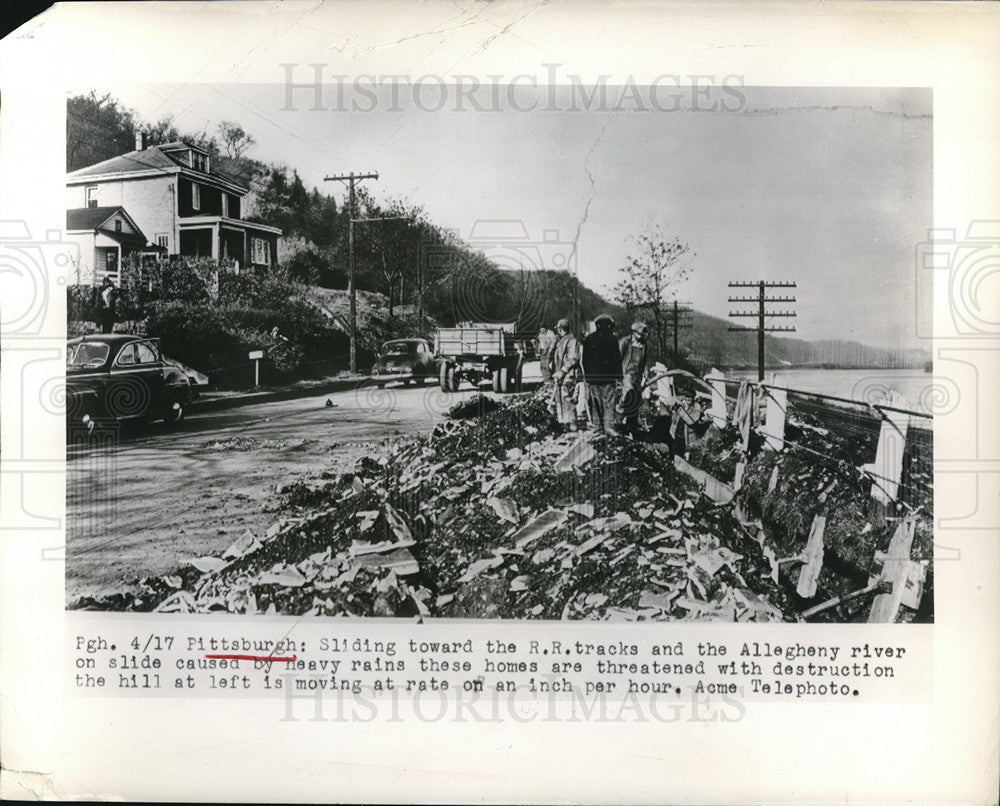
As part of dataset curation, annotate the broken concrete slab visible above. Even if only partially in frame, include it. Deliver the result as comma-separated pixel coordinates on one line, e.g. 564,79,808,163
511,508,570,549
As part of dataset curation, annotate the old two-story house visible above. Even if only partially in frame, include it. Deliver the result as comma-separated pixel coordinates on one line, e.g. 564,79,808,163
66,136,281,284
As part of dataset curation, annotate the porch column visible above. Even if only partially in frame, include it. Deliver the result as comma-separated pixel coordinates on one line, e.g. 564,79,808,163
211,223,220,259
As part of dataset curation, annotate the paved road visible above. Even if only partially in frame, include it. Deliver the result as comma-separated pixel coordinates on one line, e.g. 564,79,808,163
66,380,524,602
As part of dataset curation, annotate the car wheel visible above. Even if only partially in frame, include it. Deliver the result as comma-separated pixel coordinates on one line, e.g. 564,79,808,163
498,367,510,393
440,363,453,392
492,369,502,393
377,382,386,389
163,399,185,426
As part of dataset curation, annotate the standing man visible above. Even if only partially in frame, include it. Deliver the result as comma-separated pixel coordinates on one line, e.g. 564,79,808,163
581,314,622,433
551,318,582,431
537,325,556,386
98,276,117,334
618,320,649,436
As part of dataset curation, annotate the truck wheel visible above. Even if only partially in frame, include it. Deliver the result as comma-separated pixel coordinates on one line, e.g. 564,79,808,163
492,368,502,393
498,367,510,393
441,363,458,392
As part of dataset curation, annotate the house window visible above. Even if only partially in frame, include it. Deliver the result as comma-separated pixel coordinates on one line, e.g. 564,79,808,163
191,182,201,211
115,220,122,232
191,152,209,172
251,237,270,266
86,186,98,207
155,233,169,249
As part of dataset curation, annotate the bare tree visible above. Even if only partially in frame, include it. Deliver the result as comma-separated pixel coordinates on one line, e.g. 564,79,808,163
612,225,693,361
218,121,256,159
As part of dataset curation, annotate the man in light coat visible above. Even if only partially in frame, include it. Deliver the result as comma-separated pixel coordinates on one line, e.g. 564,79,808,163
617,320,649,435
551,318,582,431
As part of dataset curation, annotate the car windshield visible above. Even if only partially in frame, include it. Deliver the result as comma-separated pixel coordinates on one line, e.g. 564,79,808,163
384,342,416,355
67,342,110,368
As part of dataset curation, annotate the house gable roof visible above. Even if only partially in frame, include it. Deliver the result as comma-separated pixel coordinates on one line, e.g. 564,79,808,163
67,206,129,231
67,148,178,179
67,206,148,242
67,143,249,195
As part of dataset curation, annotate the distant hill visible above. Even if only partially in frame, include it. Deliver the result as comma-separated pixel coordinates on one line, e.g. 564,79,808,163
314,277,928,371
681,310,929,370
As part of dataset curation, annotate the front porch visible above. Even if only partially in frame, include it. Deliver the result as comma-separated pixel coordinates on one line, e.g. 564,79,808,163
178,216,281,270
94,231,164,283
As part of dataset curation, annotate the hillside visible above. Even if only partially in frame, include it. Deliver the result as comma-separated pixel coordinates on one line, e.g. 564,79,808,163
681,310,929,370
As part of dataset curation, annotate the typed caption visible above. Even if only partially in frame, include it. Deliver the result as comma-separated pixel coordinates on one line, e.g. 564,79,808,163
67,613,930,712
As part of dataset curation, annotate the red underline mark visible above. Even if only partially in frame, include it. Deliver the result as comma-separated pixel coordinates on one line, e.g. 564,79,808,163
205,653,298,663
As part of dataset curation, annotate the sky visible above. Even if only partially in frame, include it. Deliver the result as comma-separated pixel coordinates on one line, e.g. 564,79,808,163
78,82,932,351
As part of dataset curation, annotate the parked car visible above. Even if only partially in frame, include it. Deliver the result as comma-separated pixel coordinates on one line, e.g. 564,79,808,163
371,338,436,387
66,334,192,429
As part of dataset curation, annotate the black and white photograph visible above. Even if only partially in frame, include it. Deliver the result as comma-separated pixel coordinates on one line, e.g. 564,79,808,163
2,3,998,803
64,82,934,624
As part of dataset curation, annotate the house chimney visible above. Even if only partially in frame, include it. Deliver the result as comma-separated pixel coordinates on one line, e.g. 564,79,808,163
135,131,144,151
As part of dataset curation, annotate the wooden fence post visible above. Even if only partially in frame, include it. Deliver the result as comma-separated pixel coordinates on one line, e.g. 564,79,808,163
868,390,910,506
868,516,917,623
705,368,727,428
796,514,826,598
762,374,787,452
732,381,753,491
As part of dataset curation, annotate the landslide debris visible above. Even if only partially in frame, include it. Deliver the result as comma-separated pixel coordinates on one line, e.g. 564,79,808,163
72,393,791,621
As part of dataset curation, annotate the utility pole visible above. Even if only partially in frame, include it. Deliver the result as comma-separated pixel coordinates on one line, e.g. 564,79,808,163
324,171,379,373
728,280,796,381
662,300,693,366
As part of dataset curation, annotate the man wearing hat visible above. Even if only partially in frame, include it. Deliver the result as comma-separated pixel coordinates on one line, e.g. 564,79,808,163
581,313,622,433
98,275,117,334
617,320,649,435
551,318,582,431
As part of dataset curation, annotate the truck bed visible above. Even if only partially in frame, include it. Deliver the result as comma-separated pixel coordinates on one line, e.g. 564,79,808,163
435,327,512,357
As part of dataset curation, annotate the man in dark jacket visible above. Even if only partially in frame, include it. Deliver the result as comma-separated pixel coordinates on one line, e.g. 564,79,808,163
581,314,622,432
617,320,649,435
98,276,117,334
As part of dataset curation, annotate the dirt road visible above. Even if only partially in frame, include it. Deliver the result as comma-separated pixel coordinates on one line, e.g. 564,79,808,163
66,381,501,602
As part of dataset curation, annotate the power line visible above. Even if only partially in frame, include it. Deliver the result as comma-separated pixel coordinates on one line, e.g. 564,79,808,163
663,299,693,365
323,171,379,373
728,280,797,381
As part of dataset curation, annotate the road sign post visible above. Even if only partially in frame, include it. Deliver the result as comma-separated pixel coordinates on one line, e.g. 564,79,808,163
249,349,264,388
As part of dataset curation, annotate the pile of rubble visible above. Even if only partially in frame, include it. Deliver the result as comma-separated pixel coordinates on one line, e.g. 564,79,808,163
737,408,933,622
82,393,798,621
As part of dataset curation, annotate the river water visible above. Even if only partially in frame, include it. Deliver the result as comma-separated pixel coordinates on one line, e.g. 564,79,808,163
727,367,936,416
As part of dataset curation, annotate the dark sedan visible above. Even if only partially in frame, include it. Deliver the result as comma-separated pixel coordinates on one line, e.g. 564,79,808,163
67,334,192,429
371,338,436,387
